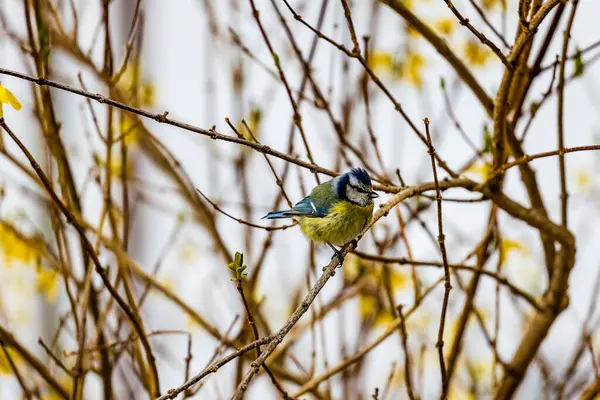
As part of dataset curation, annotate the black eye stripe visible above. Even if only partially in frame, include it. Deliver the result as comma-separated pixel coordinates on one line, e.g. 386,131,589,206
348,183,367,193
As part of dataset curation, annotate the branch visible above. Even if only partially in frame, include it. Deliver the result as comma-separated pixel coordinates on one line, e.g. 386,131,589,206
0,325,70,400
441,0,511,68
228,178,471,398
380,0,494,115
0,118,161,398
424,118,452,397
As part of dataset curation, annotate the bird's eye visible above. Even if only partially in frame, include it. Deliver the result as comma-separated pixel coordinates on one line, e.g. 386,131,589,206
348,183,368,193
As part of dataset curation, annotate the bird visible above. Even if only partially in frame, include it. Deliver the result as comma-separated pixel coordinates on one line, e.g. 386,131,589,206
262,168,379,264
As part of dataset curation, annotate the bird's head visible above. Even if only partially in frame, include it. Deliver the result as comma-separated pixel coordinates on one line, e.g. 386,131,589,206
336,168,379,206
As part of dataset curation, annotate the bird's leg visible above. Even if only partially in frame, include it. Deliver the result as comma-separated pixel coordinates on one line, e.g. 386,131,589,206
327,242,344,267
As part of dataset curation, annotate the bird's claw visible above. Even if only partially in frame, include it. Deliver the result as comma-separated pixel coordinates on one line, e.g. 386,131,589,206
328,246,345,267
331,251,344,267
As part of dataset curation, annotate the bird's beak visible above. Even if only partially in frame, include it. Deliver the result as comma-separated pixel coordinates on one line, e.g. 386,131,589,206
368,190,379,199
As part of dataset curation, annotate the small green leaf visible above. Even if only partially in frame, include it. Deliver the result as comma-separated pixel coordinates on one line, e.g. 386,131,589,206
251,108,262,124
440,77,446,90
227,251,248,281
272,53,280,68
482,124,492,154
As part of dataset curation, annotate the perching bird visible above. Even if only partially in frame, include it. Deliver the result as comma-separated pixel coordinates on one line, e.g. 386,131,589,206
262,168,379,263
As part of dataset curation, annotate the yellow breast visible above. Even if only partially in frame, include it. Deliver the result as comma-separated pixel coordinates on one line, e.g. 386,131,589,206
296,201,374,246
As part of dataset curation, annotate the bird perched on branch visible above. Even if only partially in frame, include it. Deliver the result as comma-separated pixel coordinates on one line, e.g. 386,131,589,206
262,168,379,264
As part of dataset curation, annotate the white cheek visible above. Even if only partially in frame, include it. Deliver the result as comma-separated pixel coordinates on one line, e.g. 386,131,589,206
347,188,369,206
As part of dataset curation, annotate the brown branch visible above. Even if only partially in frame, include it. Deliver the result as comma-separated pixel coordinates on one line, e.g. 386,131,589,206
235,278,291,399
340,0,360,54
424,118,452,398
0,324,70,400
1,341,33,400
0,118,161,398
380,0,494,115
441,0,511,68
0,67,399,193
292,278,444,397
155,336,274,400
467,0,510,48
196,188,296,231
281,0,459,179
557,0,579,228
397,305,416,400
353,251,541,310
228,177,471,398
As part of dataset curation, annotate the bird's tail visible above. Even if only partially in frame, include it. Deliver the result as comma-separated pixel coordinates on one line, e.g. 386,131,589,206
262,210,293,219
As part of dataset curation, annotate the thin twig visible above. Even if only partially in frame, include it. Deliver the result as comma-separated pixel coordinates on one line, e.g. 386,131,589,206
441,0,511,68
397,305,416,400
236,279,291,399
557,0,579,228
196,188,296,231
155,336,274,400
424,118,452,398
1,341,33,400
0,118,161,398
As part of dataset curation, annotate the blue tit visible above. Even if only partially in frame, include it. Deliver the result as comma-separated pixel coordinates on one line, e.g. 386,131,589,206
262,168,379,262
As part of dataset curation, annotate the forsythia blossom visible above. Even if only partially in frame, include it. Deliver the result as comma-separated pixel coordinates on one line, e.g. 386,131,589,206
0,82,22,119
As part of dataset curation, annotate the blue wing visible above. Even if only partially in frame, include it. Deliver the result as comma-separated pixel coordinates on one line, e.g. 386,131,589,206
262,195,330,219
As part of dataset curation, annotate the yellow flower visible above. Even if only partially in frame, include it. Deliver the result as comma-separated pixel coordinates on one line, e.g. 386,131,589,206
359,294,396,328
481,0,503,11
236,108,262,144
390,269,409,291
43,374,73,400
368,51,395,74
400,52,427,88
140,83,156,107
435,18,455,36
118,63,156,107
0,223,38,267
499,238,529,266
36,268,59,302
401,0,432,9
0,347,20,375
344,254,367,282
465,161,492,181
374,312,395,328
464,39,492,67
359,294,376,320
115,62,155,146
118,114,140,145
0,82,22,119
499,238,527,256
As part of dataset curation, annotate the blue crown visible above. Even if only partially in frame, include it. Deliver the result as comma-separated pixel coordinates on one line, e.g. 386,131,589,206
349,167,372,186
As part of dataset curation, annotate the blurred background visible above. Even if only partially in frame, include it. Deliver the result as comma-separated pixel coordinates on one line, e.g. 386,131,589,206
1,0,600,399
